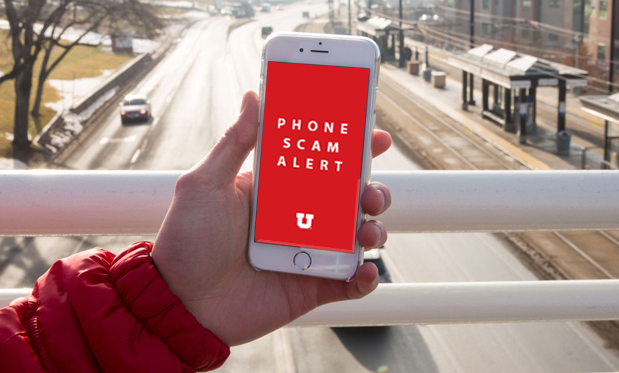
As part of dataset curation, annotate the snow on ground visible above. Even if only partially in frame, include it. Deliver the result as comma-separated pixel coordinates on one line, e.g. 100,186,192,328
0,157,28,170
0,20,160,54
45,71,115,113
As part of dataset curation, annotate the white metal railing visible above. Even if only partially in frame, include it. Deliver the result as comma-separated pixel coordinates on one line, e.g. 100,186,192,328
293,280,619,326
2,170,619,236
1,170,619,324
4,281,619,325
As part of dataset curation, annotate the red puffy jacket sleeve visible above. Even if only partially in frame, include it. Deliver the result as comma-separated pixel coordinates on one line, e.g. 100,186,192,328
0,241,230,372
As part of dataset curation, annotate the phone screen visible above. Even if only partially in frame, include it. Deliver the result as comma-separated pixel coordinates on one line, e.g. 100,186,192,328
254,61,370,253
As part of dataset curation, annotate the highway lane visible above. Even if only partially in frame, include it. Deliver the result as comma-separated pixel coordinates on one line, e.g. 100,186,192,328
2,3,619,371
61,16,236,171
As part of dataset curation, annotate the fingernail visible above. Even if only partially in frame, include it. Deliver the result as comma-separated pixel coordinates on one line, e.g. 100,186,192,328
376,186,386,209
239,93,249,114
375,183,391,212
372,222,382,247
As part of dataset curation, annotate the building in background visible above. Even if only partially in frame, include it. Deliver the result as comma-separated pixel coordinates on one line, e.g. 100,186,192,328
433,0,618,93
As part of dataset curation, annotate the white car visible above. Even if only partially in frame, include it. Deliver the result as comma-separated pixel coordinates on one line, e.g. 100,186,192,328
120,95,151,124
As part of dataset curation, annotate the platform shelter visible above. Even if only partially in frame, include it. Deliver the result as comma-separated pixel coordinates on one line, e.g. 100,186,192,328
357,16,400,61
580,93,619,169
448,45,588,149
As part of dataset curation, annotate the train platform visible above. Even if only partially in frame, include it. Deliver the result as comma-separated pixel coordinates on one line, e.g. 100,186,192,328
378,60,605,171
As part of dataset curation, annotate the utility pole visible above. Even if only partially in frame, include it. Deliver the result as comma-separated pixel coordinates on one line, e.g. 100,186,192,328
575,0,586,68
610,0,617,93
348,0,352,35
399,0,405,67
469,0,476,105
603,0,617,168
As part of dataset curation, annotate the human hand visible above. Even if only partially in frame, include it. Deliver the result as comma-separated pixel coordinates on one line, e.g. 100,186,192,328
151,91,392,346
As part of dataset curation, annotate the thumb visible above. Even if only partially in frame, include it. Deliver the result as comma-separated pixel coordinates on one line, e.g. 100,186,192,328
193,91,259,185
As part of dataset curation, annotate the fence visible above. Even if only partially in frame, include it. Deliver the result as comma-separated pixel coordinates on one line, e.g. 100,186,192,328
1,170,619,326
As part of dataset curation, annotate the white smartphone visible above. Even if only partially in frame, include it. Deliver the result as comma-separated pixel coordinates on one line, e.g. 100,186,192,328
248,32,380,281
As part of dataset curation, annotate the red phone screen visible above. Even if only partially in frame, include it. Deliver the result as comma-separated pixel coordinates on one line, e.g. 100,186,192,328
254,61,370,253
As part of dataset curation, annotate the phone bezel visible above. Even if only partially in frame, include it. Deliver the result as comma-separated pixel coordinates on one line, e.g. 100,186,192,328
248,32,380,281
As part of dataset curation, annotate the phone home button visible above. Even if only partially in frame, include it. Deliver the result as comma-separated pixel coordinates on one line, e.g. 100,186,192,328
293,252,312,271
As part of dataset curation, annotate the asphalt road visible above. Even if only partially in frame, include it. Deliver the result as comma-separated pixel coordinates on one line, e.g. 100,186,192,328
1,2,619,372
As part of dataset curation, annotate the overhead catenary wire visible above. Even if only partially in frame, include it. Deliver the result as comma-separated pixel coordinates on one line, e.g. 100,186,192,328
434,4,590,39
360,6,619,94
419,27,617,93
416,25,619,93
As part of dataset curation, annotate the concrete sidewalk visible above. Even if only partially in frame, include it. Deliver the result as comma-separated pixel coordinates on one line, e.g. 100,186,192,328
379,60,604,171
398,36,610,170
404,36,603,124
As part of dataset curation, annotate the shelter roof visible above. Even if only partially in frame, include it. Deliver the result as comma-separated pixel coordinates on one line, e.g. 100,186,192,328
448,44,588,89
581,93,619,124
357,16,400,36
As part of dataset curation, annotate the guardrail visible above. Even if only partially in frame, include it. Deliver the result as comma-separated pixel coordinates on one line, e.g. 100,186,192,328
2,170,619,325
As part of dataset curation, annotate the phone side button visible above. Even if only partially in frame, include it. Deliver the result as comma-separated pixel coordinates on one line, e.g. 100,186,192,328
293,251,312,271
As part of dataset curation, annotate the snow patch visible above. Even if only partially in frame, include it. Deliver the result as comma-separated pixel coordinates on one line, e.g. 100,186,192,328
46,71,114,112
43,87,118,154
0,157,28,170
0,20,159,53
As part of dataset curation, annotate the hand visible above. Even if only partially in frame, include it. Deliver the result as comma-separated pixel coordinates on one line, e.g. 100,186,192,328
152,91,392,346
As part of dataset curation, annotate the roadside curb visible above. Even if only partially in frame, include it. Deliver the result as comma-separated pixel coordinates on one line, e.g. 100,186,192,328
33,53,153,156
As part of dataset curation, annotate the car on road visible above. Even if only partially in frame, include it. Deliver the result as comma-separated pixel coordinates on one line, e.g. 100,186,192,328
120,95,151,124
233,3,254,18
261,26,273,38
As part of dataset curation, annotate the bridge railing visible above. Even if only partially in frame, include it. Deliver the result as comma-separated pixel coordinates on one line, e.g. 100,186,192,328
1,170,619,326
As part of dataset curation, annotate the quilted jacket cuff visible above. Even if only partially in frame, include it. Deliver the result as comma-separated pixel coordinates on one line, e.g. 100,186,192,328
110,242,230,371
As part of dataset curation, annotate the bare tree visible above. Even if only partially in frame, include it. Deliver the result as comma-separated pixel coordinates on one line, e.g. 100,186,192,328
1,0,161,151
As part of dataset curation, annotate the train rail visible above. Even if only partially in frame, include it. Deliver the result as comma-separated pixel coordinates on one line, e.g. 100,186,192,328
376,70,619,283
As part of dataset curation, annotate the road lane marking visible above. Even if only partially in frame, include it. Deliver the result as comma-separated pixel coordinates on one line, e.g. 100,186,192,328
100,136,136,145
130,149,141,164
273,329,296,373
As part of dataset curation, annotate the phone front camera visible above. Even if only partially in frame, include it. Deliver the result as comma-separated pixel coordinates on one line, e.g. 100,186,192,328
300,48,304,52
319,42,322,45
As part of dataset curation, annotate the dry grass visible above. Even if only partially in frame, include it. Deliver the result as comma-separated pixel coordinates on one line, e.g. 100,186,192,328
0,29,132,157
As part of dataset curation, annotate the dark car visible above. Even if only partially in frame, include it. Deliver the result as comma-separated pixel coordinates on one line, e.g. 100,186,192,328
261,26,273,38
120,95,151,124
364,247,391,283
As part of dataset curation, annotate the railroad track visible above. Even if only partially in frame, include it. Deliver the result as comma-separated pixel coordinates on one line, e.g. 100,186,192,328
298,16,619,348
376,70,619,282
297,16,619,282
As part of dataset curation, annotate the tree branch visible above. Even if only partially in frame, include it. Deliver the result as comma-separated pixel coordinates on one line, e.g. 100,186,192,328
42,13,110,78
0,67,18,86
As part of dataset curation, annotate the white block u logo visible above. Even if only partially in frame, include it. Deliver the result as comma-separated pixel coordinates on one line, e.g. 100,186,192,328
296,212,314,229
